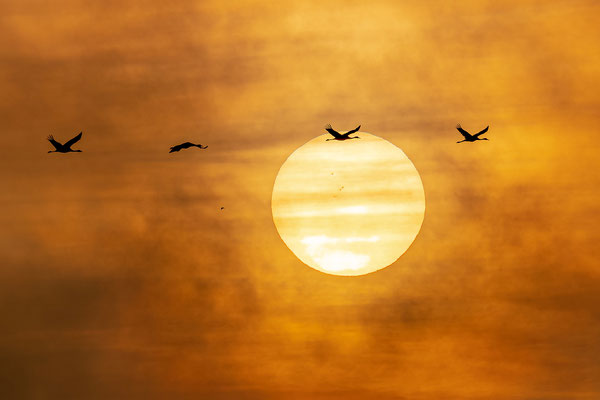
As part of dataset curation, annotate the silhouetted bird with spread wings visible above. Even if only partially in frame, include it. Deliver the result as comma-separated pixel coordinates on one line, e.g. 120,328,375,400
169,142,208,153
47,132,83,153
325,124,361,141
456,124,489,143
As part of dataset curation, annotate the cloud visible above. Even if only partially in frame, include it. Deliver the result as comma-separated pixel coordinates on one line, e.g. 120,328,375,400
0,0,598,398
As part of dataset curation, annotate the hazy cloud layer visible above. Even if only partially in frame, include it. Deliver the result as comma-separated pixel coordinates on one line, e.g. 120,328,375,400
0,0,599,398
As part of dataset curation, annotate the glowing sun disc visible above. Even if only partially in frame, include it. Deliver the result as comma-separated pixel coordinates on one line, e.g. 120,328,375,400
271,132,425,276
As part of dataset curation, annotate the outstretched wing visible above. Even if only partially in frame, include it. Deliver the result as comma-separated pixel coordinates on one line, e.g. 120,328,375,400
170,142,197,152
344,125,361,136
64,132,82,148
169,144,183,153
47,135,62,150
324,124,343,139
199,145,208,149
473,126,489,137
456,124,472,138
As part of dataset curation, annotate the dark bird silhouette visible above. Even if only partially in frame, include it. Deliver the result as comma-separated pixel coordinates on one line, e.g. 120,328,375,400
456,124,489,143
47,132,83,153
169,142,208,153
325,124,361,141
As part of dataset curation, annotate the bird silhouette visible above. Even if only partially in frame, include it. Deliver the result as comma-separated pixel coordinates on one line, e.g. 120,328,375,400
456,124,489,143
169,142,208,153
325,124,361,141
47,132,83,153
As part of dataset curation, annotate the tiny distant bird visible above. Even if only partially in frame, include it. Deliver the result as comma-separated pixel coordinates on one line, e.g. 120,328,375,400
169,142,208,153
456,124,489,143
325,124,361,141
220,207,225,210
47,132,83,153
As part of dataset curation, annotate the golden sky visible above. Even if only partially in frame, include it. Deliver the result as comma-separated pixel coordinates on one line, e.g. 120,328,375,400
0,0,599,398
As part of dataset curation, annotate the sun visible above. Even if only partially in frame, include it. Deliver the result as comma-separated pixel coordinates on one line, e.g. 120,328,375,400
271,131,425,276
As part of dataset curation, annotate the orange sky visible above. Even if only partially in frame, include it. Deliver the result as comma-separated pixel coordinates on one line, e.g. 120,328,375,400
0,0,599,398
